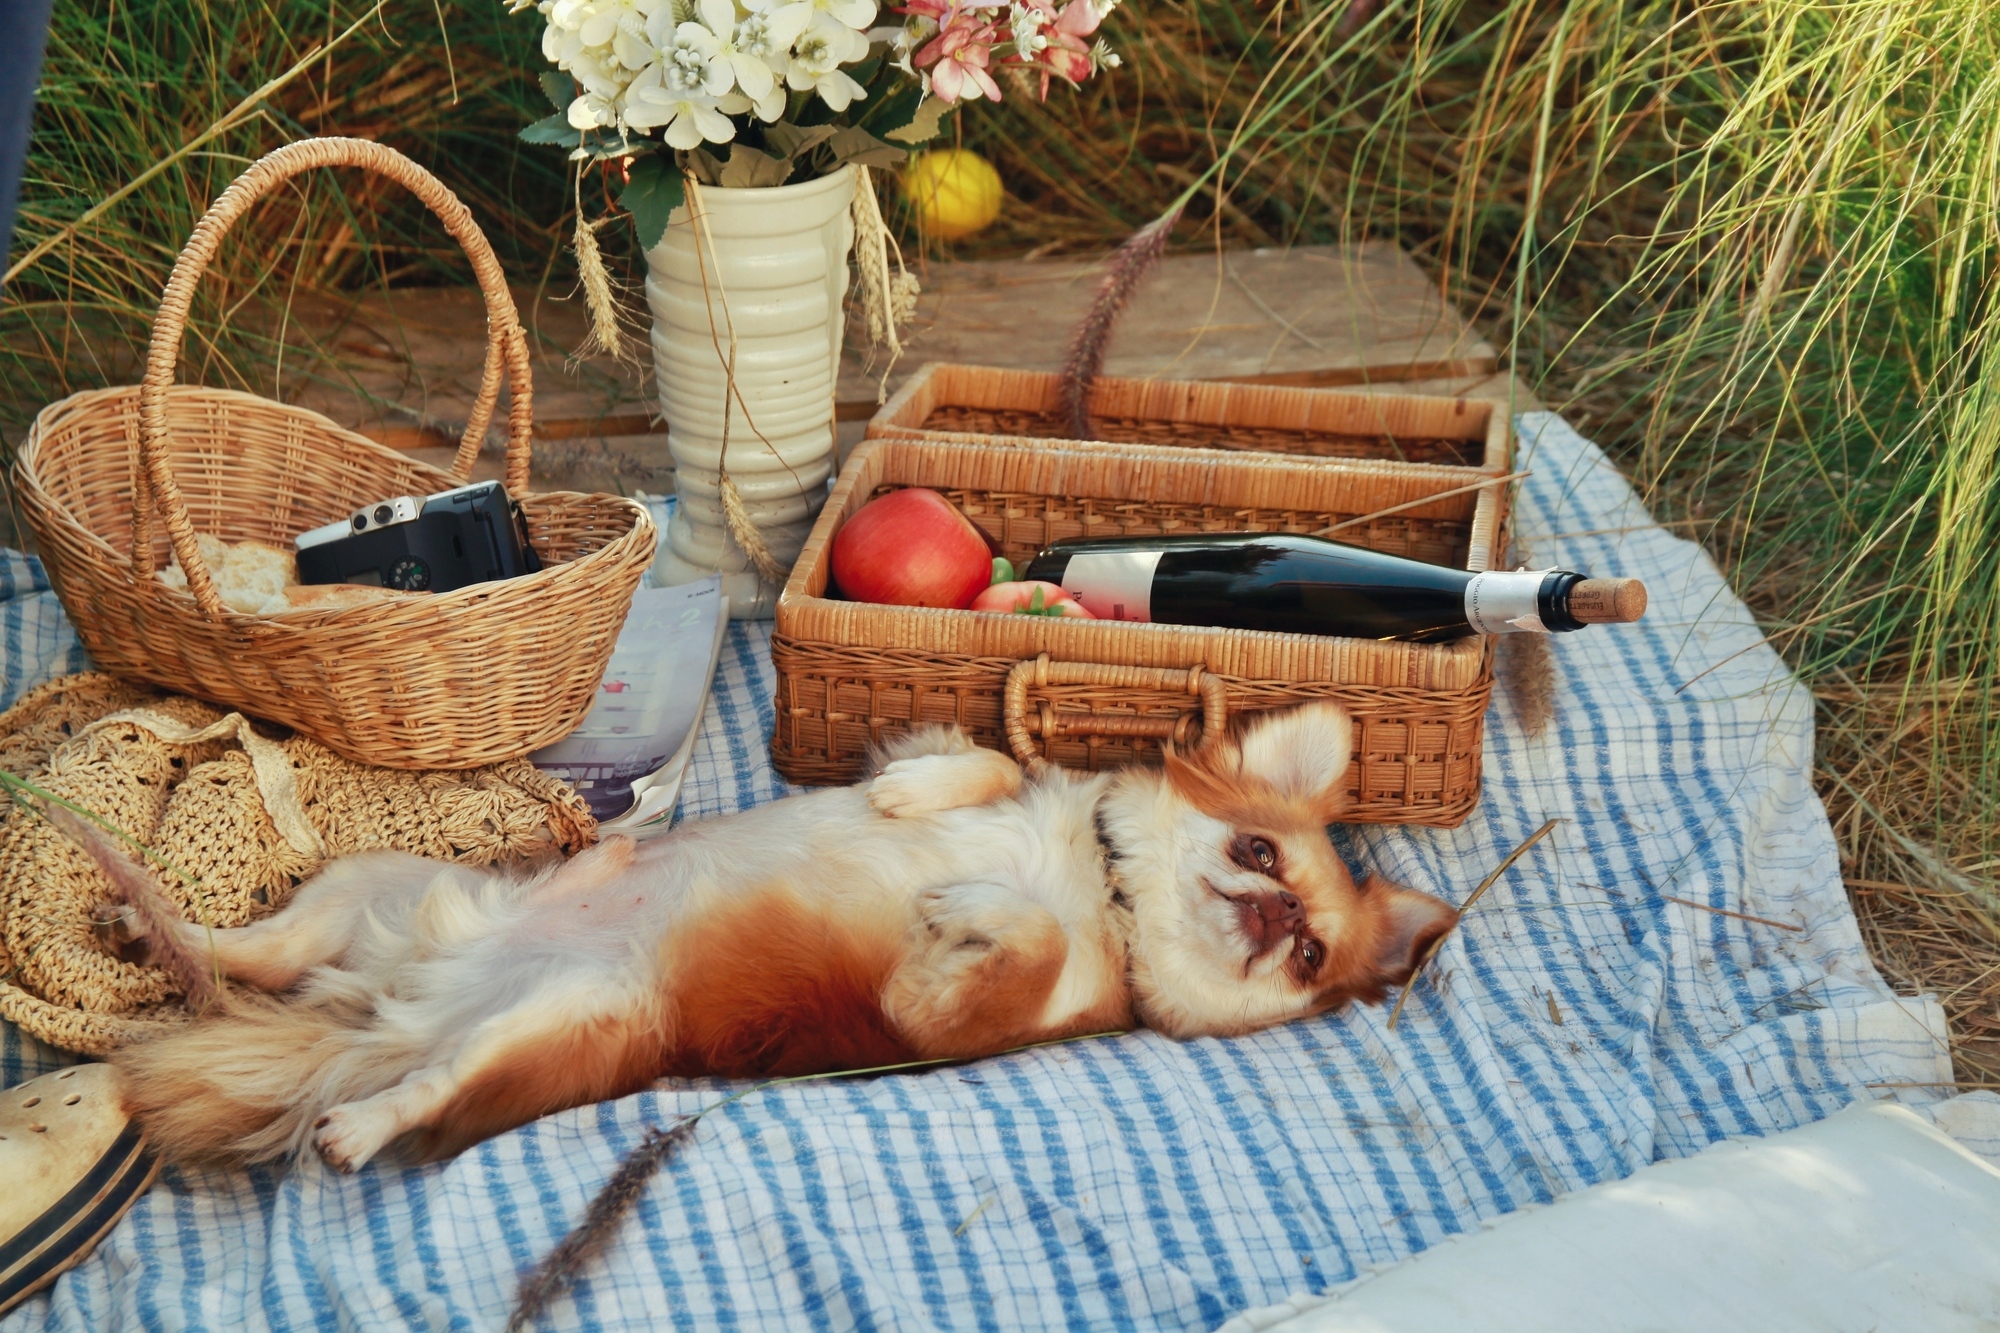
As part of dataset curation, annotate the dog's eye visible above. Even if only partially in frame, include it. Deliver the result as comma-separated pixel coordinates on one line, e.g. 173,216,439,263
1231,835,1279,874
1296,938,1324,975
1216,832,1280,872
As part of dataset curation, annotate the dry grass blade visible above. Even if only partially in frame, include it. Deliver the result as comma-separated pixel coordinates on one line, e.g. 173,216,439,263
1388,816,1562,1030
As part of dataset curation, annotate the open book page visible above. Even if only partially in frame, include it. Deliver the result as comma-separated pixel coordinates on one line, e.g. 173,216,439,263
530,577,729,835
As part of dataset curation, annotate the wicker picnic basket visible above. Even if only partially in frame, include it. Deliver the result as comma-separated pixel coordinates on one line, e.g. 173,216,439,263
869,363,1513,471
771,435,1510,826
14,138,656,770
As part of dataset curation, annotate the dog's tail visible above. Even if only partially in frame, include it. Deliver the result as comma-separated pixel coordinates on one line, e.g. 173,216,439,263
112,990,396,1164
43,804,418,1164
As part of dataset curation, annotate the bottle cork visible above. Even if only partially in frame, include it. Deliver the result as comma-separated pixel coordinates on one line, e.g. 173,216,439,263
1567,577,1647,624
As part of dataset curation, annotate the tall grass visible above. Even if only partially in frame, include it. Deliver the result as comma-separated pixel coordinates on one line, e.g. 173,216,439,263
6,0,1998,1072
1,0,568,432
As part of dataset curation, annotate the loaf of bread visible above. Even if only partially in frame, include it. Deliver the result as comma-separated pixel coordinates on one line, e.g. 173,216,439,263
157,534,405,616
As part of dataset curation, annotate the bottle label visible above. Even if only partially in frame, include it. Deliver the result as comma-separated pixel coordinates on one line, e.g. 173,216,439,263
1060,550,1162,622
1463,570,1549,634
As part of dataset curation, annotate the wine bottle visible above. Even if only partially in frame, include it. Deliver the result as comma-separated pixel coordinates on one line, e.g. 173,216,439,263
1020,532,1646,642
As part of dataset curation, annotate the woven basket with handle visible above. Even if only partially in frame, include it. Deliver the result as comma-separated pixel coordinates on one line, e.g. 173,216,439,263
773,435,1510,827
14,138,655,770
868,363,1513,471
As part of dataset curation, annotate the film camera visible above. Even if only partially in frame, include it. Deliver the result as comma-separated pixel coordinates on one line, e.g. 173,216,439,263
294,481,541,593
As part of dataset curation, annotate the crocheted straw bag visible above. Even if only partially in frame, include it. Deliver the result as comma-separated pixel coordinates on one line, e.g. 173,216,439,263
0,674,598,1056
14,137,656,770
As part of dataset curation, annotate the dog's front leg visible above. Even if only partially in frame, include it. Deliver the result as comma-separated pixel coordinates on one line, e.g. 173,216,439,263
882,881,1068,1060
869,748,1023,819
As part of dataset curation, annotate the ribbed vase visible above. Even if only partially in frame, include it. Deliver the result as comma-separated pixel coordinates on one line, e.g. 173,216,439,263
644,165,856,619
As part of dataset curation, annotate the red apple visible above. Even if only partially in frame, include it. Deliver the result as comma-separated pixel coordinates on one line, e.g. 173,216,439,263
830,488,994,609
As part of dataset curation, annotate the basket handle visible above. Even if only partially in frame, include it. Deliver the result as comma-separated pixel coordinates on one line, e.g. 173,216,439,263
133,137,534,616
1002,654,1228,774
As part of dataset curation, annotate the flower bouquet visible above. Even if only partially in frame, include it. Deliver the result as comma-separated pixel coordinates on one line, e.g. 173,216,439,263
509,0,1124,617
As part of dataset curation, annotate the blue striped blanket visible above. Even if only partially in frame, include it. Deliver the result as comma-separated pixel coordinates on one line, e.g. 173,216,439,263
2,414,1952,1331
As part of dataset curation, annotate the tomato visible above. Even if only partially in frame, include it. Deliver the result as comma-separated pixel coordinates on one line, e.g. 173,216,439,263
970,581,1095,618
830,488,995,609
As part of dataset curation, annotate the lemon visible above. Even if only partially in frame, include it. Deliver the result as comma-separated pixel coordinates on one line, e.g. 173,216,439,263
902,149,1004,240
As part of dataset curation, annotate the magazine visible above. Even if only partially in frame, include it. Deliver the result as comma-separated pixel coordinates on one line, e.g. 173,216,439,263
530,577,729,837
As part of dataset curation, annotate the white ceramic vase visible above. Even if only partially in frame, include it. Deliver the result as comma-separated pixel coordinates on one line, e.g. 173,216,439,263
644,164,856,619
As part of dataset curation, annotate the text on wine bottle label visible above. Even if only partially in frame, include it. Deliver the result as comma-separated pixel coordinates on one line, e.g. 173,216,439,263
1061,550,1163,622
1463,570,1551,634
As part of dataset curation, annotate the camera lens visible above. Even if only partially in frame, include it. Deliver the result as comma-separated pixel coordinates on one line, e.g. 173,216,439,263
352,514,367,531
374,504,394,525
387,557,431,591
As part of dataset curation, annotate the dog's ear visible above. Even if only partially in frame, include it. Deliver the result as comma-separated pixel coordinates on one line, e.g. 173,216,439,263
1233,702,1355,822
1366,877,1459,986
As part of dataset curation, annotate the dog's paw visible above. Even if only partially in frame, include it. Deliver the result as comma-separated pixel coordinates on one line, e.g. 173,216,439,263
91,905,153,964
868,758,936,819
869,750,1021,819
915,883,1042,953
312,1105,390,1174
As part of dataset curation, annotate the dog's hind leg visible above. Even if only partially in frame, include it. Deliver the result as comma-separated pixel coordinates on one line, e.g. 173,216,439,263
196,852,455,988
310,977,660,1172
53,805,453,995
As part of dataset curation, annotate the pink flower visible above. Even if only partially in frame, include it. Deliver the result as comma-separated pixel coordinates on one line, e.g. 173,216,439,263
914,3,1004,102
1010,0,1098,98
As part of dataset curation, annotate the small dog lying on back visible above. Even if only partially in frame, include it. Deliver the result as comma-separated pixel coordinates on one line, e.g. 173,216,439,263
60,701,1457,1172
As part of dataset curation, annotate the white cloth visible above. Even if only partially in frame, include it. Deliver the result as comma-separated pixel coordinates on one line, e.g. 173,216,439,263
1220,1097,2000,1333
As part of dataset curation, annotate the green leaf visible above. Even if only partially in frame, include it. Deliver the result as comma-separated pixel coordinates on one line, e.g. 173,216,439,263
886,96,954,145
718,143,795,188
518,109,581,148
620,155,684,251
823,126,906,170
538,70,572,112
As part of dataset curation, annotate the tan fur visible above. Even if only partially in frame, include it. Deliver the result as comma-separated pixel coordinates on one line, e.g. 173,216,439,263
60,703,1455,1173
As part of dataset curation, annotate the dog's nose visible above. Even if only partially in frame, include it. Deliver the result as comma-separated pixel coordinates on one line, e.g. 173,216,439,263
1233,890,1306,959
1249,891,1304,927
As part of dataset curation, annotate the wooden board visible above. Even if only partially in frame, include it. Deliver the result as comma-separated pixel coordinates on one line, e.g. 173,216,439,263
842,242,1495,405
274,242,1499,493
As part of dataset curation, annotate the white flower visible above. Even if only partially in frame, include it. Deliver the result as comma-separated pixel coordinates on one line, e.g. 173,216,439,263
623,82,737,146
641,15,732,97
1089,36,1119,70
756,0,877,42
566,90,617,128
716,86,787,120
700,0,804,99
869,22,917,76
545,0,660,71
1009,3,1048,54
785,13,869,110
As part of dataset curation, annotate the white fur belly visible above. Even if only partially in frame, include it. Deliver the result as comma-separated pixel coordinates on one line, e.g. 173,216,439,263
1037,938,1121,1030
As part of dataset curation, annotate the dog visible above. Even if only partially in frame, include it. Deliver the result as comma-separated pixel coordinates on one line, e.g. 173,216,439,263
57,701,1458,1173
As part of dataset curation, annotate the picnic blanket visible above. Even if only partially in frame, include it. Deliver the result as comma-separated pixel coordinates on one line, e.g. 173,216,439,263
1,414,1957,1331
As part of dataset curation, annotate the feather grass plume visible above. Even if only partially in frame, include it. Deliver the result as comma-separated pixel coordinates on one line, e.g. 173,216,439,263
1497,540,1555,739
40,802,221,1008
1057,203,1183,440
506,1118,696,1332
